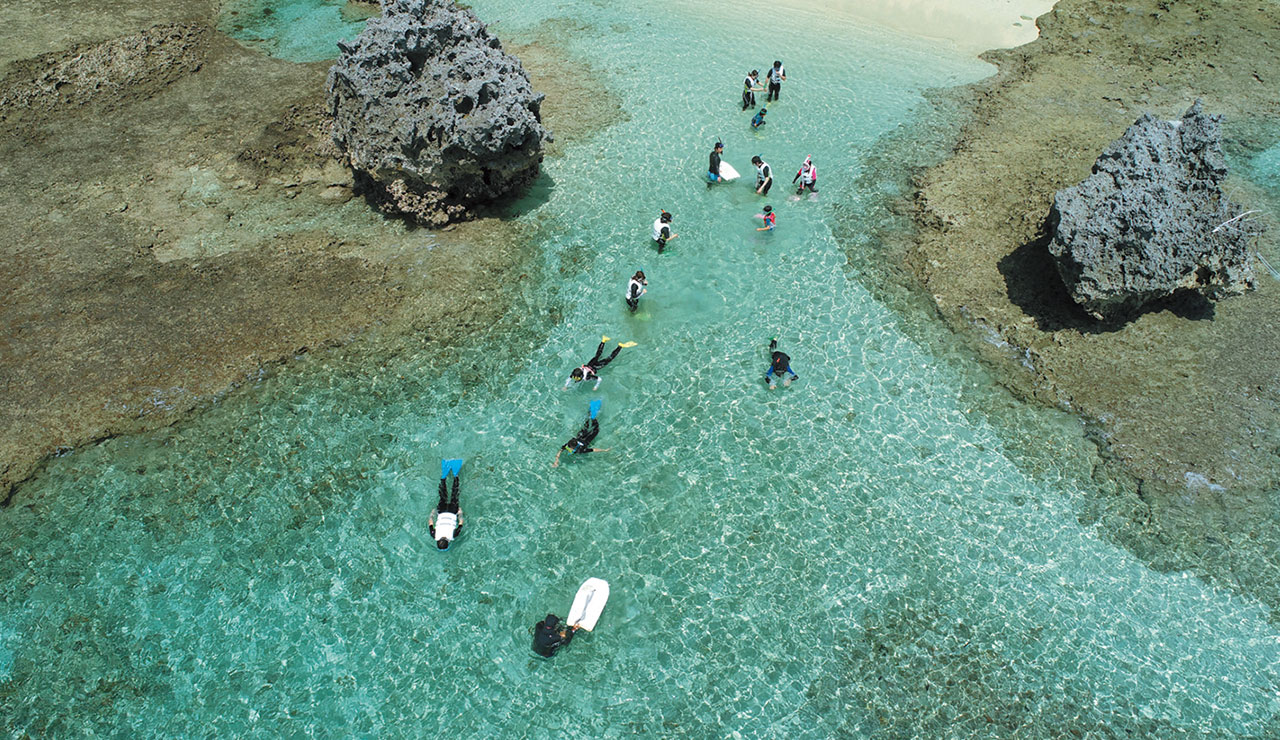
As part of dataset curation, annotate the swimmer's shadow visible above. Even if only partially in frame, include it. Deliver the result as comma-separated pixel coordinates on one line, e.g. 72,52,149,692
997,230,1215,335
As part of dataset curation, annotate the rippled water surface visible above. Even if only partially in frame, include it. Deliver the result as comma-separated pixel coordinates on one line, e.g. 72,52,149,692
4,0,1280,736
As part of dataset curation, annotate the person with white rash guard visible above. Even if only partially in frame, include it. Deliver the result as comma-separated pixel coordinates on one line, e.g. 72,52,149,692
766,60,786,101
625,271,647,313
793,156,818,195
751,156,773,196
652,210,678,253
429,466,464,550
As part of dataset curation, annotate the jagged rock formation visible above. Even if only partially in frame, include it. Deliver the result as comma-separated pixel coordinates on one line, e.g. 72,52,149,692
326,0,550,226
1047,100,1259,320
0,24,208,124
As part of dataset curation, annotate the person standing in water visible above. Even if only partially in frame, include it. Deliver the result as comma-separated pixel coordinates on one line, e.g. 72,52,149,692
742,69,763,110
554,402,610,467
793,156,818,195
752,156,773,196
564,336,634,390
756,205,776,231
751,107,768,130
708,141,724,184
652,210,677,253
625,271,647,313
766,60,786,102
765,337,799,389
429,462,464,550
532,613,579,657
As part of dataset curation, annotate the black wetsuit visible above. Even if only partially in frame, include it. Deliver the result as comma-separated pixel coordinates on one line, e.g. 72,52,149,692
766,338,799,384
437,475,460,516
586,342,621,372
429,474,463,543
562,418,600,454
533,616,574,657
742,75,758,110
709,150,721,178
626,280,645,312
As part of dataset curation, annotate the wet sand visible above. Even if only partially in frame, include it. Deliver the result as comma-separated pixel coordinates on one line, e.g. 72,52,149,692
905,0,1280,610
0,0,619,503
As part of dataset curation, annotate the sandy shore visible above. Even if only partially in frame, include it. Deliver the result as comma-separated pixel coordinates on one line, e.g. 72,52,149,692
0,1,619,504
907,0,1280,610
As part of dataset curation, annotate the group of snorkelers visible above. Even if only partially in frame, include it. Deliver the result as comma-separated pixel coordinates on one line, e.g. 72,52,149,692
444,59,808,659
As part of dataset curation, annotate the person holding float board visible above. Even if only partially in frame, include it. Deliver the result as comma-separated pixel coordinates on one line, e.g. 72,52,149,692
531,577,610,657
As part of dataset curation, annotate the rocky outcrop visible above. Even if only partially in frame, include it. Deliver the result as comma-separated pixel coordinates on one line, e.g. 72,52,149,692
0,24,208,124
326,0,550,227
1047,101,1259,320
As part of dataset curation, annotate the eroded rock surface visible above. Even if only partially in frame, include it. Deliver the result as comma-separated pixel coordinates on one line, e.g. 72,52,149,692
1047,101,1259,321
326,0,550,226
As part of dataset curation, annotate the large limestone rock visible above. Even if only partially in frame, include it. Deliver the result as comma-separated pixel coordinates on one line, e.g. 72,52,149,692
1047,101,1259,320
326,0,550,226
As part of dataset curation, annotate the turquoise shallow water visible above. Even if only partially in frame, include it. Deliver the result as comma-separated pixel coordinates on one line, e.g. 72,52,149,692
5,0,1280,735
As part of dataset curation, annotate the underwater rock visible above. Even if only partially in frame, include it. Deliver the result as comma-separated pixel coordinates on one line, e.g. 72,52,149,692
325,0,550,226
1047,100,1259,321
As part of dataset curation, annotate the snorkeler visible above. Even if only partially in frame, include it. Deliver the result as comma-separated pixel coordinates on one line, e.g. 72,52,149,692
564,336,635,390
752,156,773,196
625,271,647,313
708,141,724,184
553,401,610,467
766,60,786,102
532,613,579,657
751,107,767,129
756,205,776,231
429,459,464,550
652,210,678,253
765,337,799,389
793,156,818,195
742,69,763,110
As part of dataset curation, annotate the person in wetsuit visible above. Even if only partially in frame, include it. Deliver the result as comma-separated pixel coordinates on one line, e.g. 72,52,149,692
532,613,578,657
752,156,773,196
793,156,818,195
751,107,767,129
625,271,647,313
429,469,463,550
742,70,763,110
553,415,609,467
564,337,626,390
766,337,799,389
708,141,724,184
766,60,786,102
652,210,677,253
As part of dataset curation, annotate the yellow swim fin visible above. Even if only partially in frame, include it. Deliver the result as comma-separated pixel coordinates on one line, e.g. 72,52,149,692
617,341,638,348
601,335,611,343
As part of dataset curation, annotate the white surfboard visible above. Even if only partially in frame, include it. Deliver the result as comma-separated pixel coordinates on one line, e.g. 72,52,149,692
720,162,741,181
567,577,610,631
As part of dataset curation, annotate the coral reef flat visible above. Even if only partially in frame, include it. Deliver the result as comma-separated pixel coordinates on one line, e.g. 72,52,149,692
0,0,615,503
906,0,1280,607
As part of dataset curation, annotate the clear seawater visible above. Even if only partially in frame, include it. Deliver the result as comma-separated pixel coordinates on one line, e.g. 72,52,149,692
5,0,1280,736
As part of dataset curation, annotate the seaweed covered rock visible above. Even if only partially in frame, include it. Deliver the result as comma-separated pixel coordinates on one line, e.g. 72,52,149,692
1047,101,1259,321
326,0,550,226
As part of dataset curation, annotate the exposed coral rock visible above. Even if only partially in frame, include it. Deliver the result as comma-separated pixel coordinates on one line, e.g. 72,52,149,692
326,0,550,227
0,24,208,123
1047,100,1259,320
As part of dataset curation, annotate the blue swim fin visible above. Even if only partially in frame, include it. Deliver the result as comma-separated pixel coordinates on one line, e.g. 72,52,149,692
441,458,463,478
588,399,602,420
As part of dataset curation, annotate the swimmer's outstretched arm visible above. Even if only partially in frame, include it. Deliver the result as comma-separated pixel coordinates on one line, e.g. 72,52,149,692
553,448,564,467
